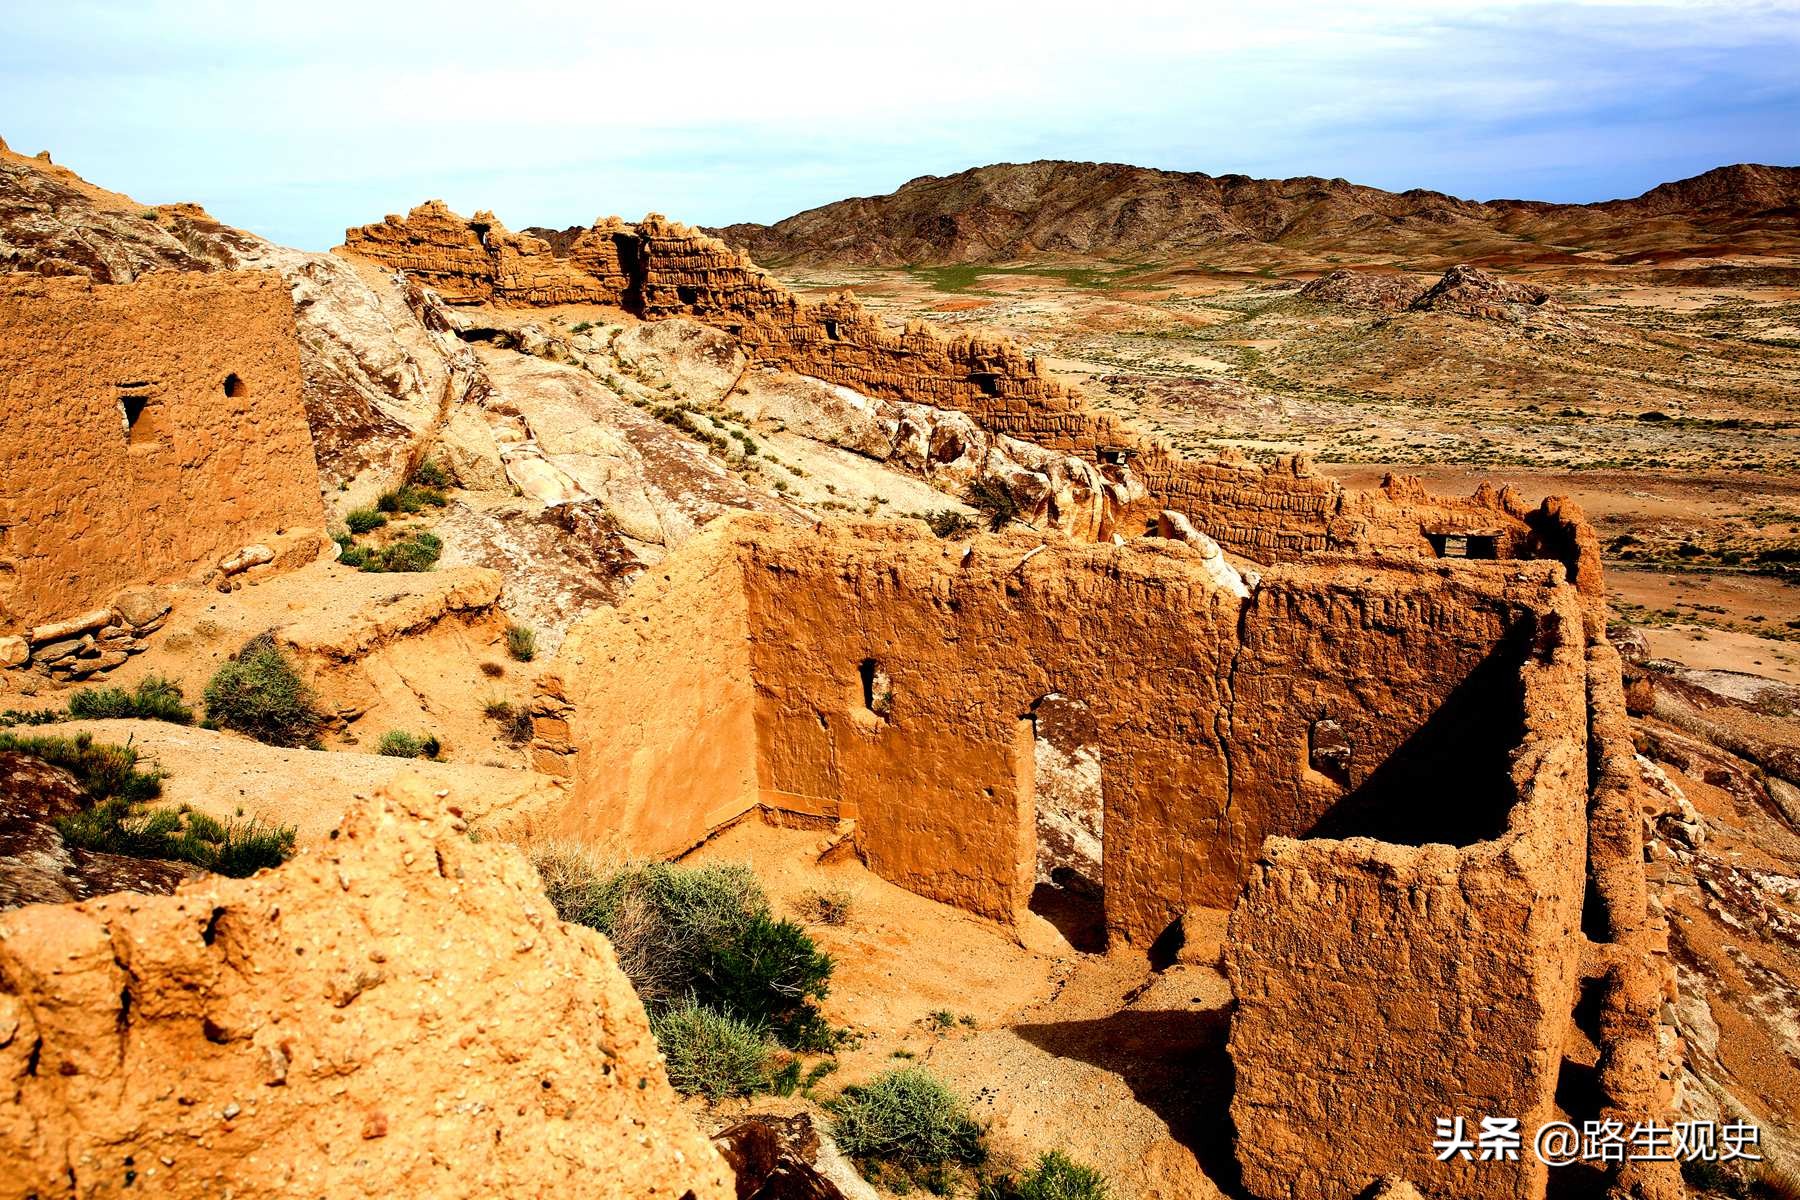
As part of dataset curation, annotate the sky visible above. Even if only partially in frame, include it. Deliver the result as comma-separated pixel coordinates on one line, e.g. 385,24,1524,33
3,0,1797,250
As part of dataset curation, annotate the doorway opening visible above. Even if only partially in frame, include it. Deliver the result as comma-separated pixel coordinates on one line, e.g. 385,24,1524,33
1026,693,1105,951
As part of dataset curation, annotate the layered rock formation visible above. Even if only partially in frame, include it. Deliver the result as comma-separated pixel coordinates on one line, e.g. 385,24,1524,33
1297,268,1424,312
0,775,734,1199
1408,263,1555,321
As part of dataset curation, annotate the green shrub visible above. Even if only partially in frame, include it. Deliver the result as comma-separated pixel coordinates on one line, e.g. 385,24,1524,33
0,730,162,805
409,459,453,489
68,675,194,724
650,1000,775,1100
337,543,372,569
366,531,442,573
203,634,326,747
376,730,441,759
983,1151,1111,1200
0,707,65,728
966,477,1020,532
59,801,294,877
528,849,834,1043
377,484,447,514
345,507,388,534
829,1067,985,1173
483,699,534,744
505,622,537,662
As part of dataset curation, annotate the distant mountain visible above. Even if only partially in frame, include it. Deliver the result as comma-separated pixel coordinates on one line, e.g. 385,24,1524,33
711,161,1800,268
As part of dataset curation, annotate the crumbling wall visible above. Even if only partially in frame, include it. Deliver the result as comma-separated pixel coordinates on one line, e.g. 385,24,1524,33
532,524,760,856
0,776,734,1200
0,272,322,635
340,205,1540,565
538,518,1572,944
1225,583,1591,1200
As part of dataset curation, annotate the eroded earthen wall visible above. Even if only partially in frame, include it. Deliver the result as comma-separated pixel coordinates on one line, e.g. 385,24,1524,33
532,526,760,855
540,518,1573,944
1225,583,1591,1200
340,205,1555,569
0,273,322,633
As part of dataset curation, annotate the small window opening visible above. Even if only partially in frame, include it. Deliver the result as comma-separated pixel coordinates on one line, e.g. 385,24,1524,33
970,372,1001,397
1466,534,1498,559
823,318,840,341
120,395,157,446
223,373,246,398
859,658,892,719
676,285,699,306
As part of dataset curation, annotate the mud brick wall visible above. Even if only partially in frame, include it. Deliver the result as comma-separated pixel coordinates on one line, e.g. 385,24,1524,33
0,271,322,635
1225,580,1591,1200
531,527,760,855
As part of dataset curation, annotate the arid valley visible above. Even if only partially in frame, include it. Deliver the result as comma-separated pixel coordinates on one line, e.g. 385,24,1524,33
2,51,1799,1200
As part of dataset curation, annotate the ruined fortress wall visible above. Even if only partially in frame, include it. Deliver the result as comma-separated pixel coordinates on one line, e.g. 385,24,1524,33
736,523,1243,925
532,525,760,856
1225,587,1591,1200
541,518,1577,944
340,206,1545,566
0,273,323,634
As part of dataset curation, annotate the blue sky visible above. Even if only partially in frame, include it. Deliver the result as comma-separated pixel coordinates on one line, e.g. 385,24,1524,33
3,0,1796,250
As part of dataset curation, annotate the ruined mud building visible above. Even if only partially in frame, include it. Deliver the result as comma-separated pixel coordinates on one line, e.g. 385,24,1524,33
0,194,1678,1199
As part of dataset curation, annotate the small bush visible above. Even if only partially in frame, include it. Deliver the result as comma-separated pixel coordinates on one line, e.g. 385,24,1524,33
966,477,1020,532
528,848,834,1042
203,634,327,747
650,1000,775,1101
68,676,194,724
344,508,388,534
829,1067,986,1173
368,531,442,573
480,661,506,678
797,886,853,926
505,622,537,662
409,459,453,489
983,1151,1111,1200
376,730,442,759
0,707,65,728
483,699,534,744
926,510,977,539
377,484,447,514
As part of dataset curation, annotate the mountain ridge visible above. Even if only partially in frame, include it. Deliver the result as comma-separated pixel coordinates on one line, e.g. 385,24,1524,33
710,160,1800,267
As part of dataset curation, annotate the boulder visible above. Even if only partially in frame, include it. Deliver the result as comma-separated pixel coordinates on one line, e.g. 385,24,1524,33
0,635,26,668
111,585,173,630
28,608,112,645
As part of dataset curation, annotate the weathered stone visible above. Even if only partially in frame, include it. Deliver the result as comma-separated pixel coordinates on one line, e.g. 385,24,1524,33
0,635,27,668
32,635,89,663
111,585,172,629
219,543,275,575
28,608,112,645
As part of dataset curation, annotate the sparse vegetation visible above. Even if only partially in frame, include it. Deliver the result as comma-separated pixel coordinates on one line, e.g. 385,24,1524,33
797,885,853,926
377,483,447,514
367,530,443,573
966,477,1021,532
483,699,534,744
408,458,453,489
829,1066,986,1181
67,676,194,725
376,730,442,760
202,634,326,747
505,622,537,662
0,730,294,876
982,1151,1112,1200
344,507,387,534
926,510,978,539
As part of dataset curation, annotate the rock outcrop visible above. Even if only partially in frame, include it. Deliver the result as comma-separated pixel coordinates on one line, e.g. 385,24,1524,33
1297,269,1423,312
0,776,734,1199
1407,264,1554,321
